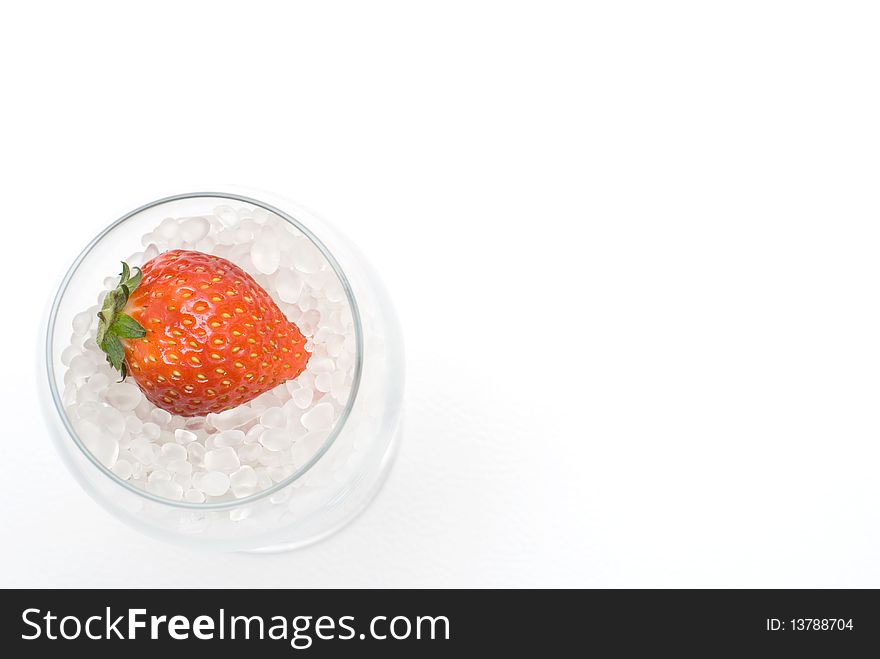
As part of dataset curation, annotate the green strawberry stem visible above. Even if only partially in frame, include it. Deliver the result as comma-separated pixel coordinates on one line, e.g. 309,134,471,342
96,262,146,380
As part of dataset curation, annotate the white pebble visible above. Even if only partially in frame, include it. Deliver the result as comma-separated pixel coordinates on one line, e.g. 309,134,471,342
171,472,192,492
213,429,245,448
190,471,205,490
61,344,80,366
292,387,313,409
141,231,159,247
130,443,158,465
125,416,143,434
229,465,259,498
325,333,345,357
160,443,187,462
134,398,153,419
72,309,94,336
292,242,323,274
301,402,334,431
141,422,161,441
62,387,77,407
331,369,347,394
251,227,281,274
84,344,107,365
244,424,266,444
268,464,296,483
187,442,206,466
204,446,241,472
105,382,142,411
307,357,335,374
314,373,332,392
75,401,101,421
215,229,237,246
68,354,95,379
305,269,332,291
148,469,171,483
193,237,215,253
269,489,292,505
166,459,193,476
174,428,197,444
251,207,271,223
148,480,183,500
237,443,263,463
99,406,126,439
158,217,180,239
255,468,273,490
291,431,326,466
207,406,258,431
253,392,283,412
259,407,286,429
85,372,110,394
229,507,252,522
275,268,303,303
184,489,206,503
82,430,119,467
184,416,206,430
199,471,230,496
258,448,289,467
143,243,159,262
111,459,132,480
213,205,238,226
284,379,301,396
325,280,345,303
180,217,210,243
174,472,192,490
150,408,172,426
260,428,293,452
297,309,321,335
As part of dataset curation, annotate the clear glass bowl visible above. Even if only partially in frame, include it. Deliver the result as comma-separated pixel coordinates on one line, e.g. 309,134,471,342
41,191,404,551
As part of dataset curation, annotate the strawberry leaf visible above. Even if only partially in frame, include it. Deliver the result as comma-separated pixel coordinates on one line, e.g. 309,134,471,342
101,333,125,372
95,310,111,346
110,313,146,339
126,267,142,291
112,288,128,313
95,260,145,380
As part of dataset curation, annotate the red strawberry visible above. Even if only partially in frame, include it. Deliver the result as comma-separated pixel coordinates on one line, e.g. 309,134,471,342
96,249,310,417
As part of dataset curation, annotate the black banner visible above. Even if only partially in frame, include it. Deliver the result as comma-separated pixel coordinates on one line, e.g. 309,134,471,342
1,589,877,655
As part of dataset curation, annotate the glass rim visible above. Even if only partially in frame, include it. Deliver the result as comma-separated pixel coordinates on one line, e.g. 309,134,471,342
45,191,364,511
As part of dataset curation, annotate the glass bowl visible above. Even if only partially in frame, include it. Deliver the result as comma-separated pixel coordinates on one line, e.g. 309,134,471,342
41,190,404,551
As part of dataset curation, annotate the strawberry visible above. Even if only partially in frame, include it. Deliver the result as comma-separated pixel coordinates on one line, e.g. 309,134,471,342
97,249,310,417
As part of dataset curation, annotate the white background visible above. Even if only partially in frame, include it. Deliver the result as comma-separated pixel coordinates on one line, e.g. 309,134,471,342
2,1,880,587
